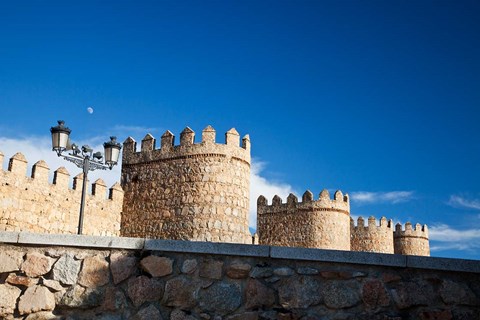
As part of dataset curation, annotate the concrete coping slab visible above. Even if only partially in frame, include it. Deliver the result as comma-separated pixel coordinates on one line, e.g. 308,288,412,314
16,232,144,250
1,231,479,273
144,239,270,257
270,246,407,268
0,231,19,243
407,255,480,273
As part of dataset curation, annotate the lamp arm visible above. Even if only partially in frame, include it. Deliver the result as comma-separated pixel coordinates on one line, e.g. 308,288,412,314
60,153,109,172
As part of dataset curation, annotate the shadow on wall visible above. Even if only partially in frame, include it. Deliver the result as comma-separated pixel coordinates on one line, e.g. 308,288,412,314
0,240,479,319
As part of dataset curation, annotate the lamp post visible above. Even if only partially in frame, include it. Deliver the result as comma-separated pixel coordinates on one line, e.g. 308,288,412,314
50,120,121,235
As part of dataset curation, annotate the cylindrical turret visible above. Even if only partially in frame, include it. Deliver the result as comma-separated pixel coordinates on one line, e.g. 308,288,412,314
257,189,351,250
350,216,394,254
394,222,430,256
120,126,251,244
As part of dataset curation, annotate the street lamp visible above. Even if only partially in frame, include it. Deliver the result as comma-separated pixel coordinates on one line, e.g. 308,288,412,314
50,120,121,235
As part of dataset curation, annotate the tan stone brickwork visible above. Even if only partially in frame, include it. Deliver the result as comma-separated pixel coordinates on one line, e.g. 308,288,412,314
120,126,251,244
0,123,431,255
257,190,351,250
0,151,123,236
258,190,429,256
350,216,395,254
394,222,430,256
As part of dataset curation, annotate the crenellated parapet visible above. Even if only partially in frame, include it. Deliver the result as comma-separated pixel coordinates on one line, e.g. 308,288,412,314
350,216,394,254
122,126,251,167
120,125,252,244
258,189,350,215
394,222,430,256
0,151,123,236
257,189,351,250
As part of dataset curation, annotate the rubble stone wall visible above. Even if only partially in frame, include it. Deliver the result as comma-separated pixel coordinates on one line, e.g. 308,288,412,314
0,151,123,236
0,232,479,320
120,127,251,244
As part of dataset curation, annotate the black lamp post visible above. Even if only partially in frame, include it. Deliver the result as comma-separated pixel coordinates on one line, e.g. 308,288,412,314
50,120,121,235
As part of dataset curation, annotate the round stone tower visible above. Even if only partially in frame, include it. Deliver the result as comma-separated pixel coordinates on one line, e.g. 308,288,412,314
257,189,351,250
120,126,251,244
394,222,430,256
350,216,394,254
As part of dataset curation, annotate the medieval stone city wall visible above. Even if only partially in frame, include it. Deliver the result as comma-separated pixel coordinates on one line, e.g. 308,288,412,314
0,151,123,236
0,232,478,320
0,123,431,254
351,216,395,254
257,190,351,250
120,126,251,244
394,222,430,256
258,190,430,256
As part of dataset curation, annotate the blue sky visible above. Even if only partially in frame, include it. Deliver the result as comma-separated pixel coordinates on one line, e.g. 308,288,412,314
0,0,479,260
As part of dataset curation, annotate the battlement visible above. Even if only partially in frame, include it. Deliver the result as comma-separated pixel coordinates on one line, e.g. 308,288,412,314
122,126,251,166
257,189,351,250
350,216,393,230
0,151,123,236
393,222,430,256
350,216,395,254
394,222,429,239
120,125,252,243
257,189,350,215
0,152,122,200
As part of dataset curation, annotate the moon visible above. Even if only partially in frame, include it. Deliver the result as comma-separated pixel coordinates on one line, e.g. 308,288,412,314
87,107,94,114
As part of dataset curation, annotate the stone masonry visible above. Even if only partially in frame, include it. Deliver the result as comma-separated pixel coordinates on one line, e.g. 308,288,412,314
0,124,431,255
0,151,123,236
0,232,478,320
258,191,430,255
120,126,251,244
351,216,394,254
257,190,351,250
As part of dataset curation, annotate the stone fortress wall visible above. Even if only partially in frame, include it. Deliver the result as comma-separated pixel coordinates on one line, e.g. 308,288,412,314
394,222,430,256
258,191,430,256
0,151,123,236
120,126,252,244
0,123,430,255
351,216,394,254
257,190,351,250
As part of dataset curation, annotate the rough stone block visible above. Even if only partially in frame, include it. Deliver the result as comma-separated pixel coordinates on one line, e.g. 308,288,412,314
52,254,81,285
278,276,322,309
181,259,198,274
140,255,173,277
245,279,275,310
226,261,251,279
6,273,39,287
0,249,24,273
78,255,110,288
110,252,137,285
199,259,223,279
0,284,22,317
198,281,242,315
18,285,55,315
131,304,162,320
163,276,197,309
127,276,163,307
21,252,55,277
